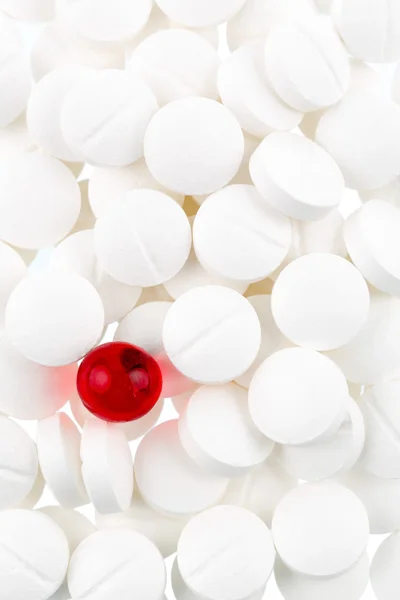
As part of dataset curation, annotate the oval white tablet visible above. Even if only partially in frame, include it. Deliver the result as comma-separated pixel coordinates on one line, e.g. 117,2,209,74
193,184,291,283
371,532,400,600
250,133,344,221
163,285,261,385
155,0,246,27
144,97,244,196
134,420,228,517
0,241,26,328
249,348,348,445
272,481,369,577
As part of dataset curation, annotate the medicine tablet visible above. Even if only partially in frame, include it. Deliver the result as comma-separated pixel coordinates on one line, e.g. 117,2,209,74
135,420,228,517
177,505,275,600
0,153,81,249
0,509,69,600
316,91,400,191
163,285,261,385
81,420,134,514
344,200,400,296
179,383,274,478
144,97,244,196
6,272,104,366
0,241,26,328
264,16,350,112
250,133,345,221
37,413,88,508
371,532,400,600
0,416,38,510
61,69,158,167
272,481,369,577
68,528,166,600
0,335,76,419
155,0,246,27
94,189,191,287
193,184,291,284
249,348,347,445
271,254,370,351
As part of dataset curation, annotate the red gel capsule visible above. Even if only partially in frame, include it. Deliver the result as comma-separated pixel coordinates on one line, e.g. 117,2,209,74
76,342,163,422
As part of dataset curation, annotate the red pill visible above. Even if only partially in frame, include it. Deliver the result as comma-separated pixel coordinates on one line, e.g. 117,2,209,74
76,342,163,422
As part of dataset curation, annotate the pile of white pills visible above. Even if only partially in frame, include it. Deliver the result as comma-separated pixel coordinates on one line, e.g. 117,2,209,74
1,2,400,599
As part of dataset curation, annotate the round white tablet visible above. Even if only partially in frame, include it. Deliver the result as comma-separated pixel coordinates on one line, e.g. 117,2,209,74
128,29,219,106
163,285,261,385
249,133,345,221
81,420,134,514
326,291,400,385
177,505,275,600
193,184,291,284
0,509,69,600
316,91,400,191
0,416,38,510
272,481,369,577
179,383,274,478
249,348,348,445
61,69,158,167
68,529,166,600
135,420,228,517
264,16,350,112
371,532,400,600
0,241,26,328
94,189,191,287
271,254,370,351
344,200,400,296
37,413,88,508
217,41,303,139
0,335,77,419
0,153,81,249
6,272,104,367
155,0,246,27
144,97,244,196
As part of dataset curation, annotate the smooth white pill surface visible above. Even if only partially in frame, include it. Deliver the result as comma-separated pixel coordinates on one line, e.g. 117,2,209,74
6,272,104,367
135,420,228,517
272,481,369,577
163,285,261,385
249,348,347,445
0,241,26,328
193,184,291,284
271,254,370,351
179,384,274,478
250,133,344,221
371,532,400,600
144,97,244,196
155,0,246,27
94,189,191,287
68,529,166,600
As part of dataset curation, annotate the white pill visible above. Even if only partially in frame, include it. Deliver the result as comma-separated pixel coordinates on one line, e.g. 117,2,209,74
264,16,350,112
0,416,38,510
6,272,104,367
193,184,291,284
177,505,275,600
250,133,345,221
275,554,370,600
68,528,166,600
128,29,219,106
271,254,370,351
0,153,81,249
0,0,54,21
276,396,365,481
332,0,400,63
163,286,261,385
144,97,244,196
135,420,228,517
0,509,69,600
371,532,400,600
0,335,76,419
81,420,134,514
179,383,274,478
345,200,400,296
94,189,191,287
37,413,88,508
326,291,400,385
218,41,302,139
272,481,369,577
316,91,400,191
0,241,26,328
155,0,246,27
61,69,158,167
